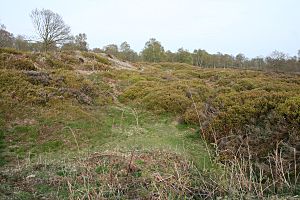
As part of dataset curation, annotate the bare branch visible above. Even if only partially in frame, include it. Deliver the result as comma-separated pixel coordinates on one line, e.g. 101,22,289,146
30,8,71,51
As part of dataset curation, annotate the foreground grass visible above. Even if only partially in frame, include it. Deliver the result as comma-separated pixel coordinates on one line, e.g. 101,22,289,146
3,104,298,199
0,105,215,199
0,150,213,199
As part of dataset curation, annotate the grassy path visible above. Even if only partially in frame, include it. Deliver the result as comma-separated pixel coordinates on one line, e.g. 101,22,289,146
96,106,213,169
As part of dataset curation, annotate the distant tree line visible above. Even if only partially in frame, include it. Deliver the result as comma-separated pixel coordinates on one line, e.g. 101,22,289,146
97,38,300,73
0,8,299,73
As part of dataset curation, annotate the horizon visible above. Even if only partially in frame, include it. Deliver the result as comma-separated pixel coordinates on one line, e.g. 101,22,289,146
0,0,299,58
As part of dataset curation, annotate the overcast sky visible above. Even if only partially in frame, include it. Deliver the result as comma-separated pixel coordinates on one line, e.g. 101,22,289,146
0,0,299,58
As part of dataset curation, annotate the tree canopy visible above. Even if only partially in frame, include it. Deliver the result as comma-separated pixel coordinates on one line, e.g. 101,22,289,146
141,38,165,62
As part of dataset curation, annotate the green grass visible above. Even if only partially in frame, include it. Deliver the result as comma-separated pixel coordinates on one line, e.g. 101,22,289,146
34,104,212,170
1,98,212,170
94,106,212,169
0,129,6,166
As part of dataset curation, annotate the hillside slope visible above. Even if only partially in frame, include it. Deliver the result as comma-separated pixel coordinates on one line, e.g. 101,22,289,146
0,48,300,199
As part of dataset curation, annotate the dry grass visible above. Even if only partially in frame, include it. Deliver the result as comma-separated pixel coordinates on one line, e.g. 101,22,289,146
0,150,216,199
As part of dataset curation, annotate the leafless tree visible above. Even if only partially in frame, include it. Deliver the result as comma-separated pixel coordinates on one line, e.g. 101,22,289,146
30,8,71,51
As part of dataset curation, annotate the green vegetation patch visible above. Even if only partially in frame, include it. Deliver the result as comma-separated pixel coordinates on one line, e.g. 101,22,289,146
81,51,111,65
0,53,36,70
277,95,300,124
0,48,23,55
120,79,211,114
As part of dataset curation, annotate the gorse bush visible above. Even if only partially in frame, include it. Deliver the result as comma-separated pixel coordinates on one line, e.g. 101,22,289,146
8,58,36,70
0,53,36,70
81,63,110,71
0,48,23,55
81,51,111,65
277,96,300,124
0,68,113,107
45,57,72,69
0,50,113,71
156,62,195,71
121,80,211,114
183,102,206,124
60,52,81,65
142,88,190,113
120,80,160,101
210,90,288,131
0,70,47,105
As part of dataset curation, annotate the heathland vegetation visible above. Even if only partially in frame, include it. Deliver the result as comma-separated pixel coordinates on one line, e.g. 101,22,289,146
0,8,300,199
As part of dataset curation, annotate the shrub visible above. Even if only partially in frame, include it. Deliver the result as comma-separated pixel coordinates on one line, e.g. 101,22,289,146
60,52,81,65
0,48,22,55
232,81,256,91
0,58,36,71
172,69,203,79
94,55,111,65
81,63,110,71
120,81,160,102
156,62,195,71
120,77,211,115
81,52,111,65
142,89,191,114
0,53,10,64
183,102,206,124
277,96,300,124
45,57,72,70
181,80,212,102
0,70,48,105
209,90,289,134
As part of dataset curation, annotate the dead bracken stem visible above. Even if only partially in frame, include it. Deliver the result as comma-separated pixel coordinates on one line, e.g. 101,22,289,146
186,84,214,163
131,108,139,127
127,149,135,177
186,85,202,131
64,126,80,152
294,147,299,193
121,109,125,133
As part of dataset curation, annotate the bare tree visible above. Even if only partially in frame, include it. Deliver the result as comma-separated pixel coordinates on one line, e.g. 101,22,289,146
30,8,71,51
